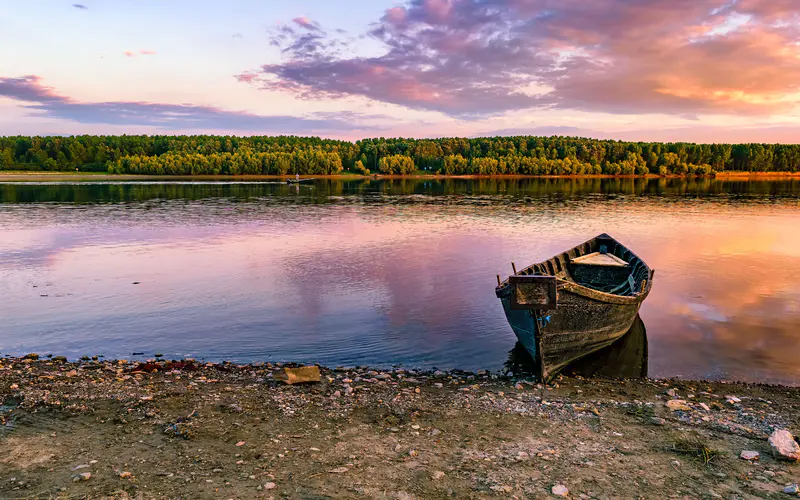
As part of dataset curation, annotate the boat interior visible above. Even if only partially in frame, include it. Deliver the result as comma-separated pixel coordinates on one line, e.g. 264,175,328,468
515,235,651,297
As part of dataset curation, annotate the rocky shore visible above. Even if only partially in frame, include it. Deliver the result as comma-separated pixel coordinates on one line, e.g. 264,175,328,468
1,355,799,499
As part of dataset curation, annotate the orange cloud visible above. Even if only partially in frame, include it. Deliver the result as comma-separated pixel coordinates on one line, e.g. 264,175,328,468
244,0,800,118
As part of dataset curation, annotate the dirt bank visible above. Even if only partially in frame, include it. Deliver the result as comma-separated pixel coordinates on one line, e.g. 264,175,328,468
1,356,799,499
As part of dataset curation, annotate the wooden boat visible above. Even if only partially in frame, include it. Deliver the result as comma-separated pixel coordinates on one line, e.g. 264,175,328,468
563,314,647,379
505,314,648,380
495,233,654,382
286,177,315,184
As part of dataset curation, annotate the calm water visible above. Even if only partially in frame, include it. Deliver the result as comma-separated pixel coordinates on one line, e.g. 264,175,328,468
1,178,799,385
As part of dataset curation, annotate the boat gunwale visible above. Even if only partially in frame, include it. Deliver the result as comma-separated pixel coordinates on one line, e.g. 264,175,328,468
496,234,654,304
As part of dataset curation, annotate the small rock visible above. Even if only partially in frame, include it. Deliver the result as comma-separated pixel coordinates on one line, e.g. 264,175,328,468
551,484,569,496
665,400,691,411
515,383,524,390
725,395,741,404
784,484,799,495
739,450,760,461
119,471,133,479
73,472,91,482
651,417,666,426
769,429,800,461
274,366,321,385
764,470,775,477
328,467,349,473
409,449,418,457
264,482,277,490
235,441,246,447
432,471,445,480
699,402,710,411
666,388,677,397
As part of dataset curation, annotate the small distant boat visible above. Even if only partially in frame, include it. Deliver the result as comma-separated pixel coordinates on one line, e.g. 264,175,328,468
495,233,654,382
286,177,315,184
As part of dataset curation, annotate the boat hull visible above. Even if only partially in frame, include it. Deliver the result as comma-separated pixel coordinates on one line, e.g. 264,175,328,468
499,286,645,380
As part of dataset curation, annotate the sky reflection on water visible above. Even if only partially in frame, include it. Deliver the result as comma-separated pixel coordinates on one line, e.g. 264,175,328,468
0,179,799,385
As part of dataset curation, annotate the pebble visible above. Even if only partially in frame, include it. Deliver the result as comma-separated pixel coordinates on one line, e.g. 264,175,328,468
666,388,677,397
651,417,666,426
264,481,277,490
784,484,799,495
665,400,690,411
432,471,445,480
119,471,133,479
769,429,800,461
73,472,91,482
235,441,246,446
552,484,569,496
739,450,760,461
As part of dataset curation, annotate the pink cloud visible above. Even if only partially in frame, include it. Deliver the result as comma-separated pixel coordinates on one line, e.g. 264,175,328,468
243,0,800,118
0,74,370,133
384,7,407,25
292,16,320,31
124,51,136,57
140,50,157,55
234,72,258,83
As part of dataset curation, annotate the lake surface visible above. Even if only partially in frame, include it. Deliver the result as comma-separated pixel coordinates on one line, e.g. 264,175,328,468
1,178,799,385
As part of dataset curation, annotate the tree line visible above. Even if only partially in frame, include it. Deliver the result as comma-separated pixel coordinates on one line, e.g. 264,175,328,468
1,135,799,175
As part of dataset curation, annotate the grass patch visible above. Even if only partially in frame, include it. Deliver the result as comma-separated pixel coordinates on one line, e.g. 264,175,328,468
669,432,724,465
625,403,654,419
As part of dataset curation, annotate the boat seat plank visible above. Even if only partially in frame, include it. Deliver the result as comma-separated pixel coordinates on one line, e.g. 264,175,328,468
571,252,628,267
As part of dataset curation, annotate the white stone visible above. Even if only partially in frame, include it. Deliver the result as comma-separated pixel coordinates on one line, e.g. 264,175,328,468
739,450,760,461
551,484,569,496
769,429,800,461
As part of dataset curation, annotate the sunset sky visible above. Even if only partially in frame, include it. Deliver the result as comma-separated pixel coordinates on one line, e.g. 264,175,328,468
2,0,800,142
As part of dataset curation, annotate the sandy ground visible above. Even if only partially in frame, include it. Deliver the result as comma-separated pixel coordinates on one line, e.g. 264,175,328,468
1,356,799,499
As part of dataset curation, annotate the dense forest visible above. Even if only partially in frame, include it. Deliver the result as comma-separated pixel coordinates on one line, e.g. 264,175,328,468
1,135,800,175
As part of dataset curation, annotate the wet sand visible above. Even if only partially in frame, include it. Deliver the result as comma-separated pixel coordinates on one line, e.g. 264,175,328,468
1,356,799,499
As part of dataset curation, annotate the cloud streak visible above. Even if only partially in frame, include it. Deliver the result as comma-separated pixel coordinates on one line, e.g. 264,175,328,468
72,4,88,10
0,75,374,133
240,0,800,118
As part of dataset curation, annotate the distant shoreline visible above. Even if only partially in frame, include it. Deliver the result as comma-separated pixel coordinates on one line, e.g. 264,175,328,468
2,171,800,182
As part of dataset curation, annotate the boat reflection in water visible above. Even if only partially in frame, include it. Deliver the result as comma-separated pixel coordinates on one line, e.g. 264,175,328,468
505,315,648,379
